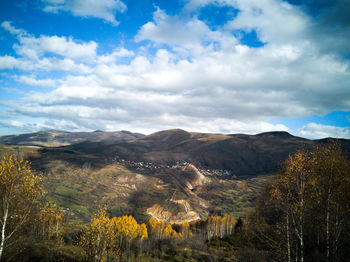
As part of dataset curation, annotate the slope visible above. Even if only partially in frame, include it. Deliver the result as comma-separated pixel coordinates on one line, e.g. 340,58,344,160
0,130,144,147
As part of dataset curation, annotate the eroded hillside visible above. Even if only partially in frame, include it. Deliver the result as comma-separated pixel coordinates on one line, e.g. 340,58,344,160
40,157,266,223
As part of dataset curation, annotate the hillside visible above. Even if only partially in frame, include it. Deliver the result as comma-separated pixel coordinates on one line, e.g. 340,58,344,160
0,130,144,147
95,129,350,177
1,129,349,224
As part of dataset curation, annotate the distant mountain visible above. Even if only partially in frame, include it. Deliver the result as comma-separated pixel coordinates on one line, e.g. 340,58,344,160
99,129,350,177
0,130,144,147
3,128,349,177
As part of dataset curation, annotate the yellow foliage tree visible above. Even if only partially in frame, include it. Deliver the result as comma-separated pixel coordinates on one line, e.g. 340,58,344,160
206,215,236,239
79,208,148,261
146,218,165,240
180,221,192,239
309,142,350,262
268,141,350,262
146,218,181,240
270,151,311,262
164,224,182,238
0,154,43,260
112,215,148,249
79,207,120,262
38,201,63,239
137,223,148,240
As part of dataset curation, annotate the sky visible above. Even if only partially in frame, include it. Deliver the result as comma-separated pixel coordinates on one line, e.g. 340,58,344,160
0,0,349,139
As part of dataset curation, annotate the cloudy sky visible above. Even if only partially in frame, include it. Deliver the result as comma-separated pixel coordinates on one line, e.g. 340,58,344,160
0,0,349,139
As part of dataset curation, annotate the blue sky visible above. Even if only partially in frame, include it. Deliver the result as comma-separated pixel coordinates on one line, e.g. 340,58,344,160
0,0,349,139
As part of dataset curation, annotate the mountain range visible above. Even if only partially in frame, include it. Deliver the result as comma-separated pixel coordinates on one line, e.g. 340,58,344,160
1,129,349,223
23,128,348,177
0,129,144,147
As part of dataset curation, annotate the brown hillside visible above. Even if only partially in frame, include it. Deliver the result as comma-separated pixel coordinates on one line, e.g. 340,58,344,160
102,129,350,177
19,129,350,177
0,130,144,147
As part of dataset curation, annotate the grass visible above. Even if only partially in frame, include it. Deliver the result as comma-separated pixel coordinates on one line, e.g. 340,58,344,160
197,176,269,219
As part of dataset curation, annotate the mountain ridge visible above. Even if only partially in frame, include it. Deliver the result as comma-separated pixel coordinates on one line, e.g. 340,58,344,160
46,128,350,177
2,129,349,177
0,130,144,147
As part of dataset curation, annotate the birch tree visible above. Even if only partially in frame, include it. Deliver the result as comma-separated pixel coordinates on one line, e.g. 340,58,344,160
259,142,350,261
38,201,63,239
283,152,312,262
146,218,181,240
0,154,43,261
309,142,350,262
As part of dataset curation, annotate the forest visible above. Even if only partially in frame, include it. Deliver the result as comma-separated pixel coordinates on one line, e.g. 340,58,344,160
0,141,350,262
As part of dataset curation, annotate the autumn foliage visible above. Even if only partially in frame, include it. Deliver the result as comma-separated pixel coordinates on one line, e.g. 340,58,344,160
249,141,350,262
38,201,63,239
77,207,236,261
78,207,148,261
0,154,43,260
146,218,182,240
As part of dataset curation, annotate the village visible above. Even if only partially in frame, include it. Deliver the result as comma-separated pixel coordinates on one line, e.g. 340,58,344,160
112,154,233,178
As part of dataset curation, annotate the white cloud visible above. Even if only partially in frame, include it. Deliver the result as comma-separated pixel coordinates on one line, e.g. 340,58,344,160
137,8,211,46
225,0,308,44
42,0,127,26
0,55,92,73
0,119,89,134
296,123,350,139
13,34,98,62
0,22,95,72
17,75,56,87
97,48,134,64
136,7,237,56
9,102,289,135
0,55,17,70
1,1,350,139
1,21,26,36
